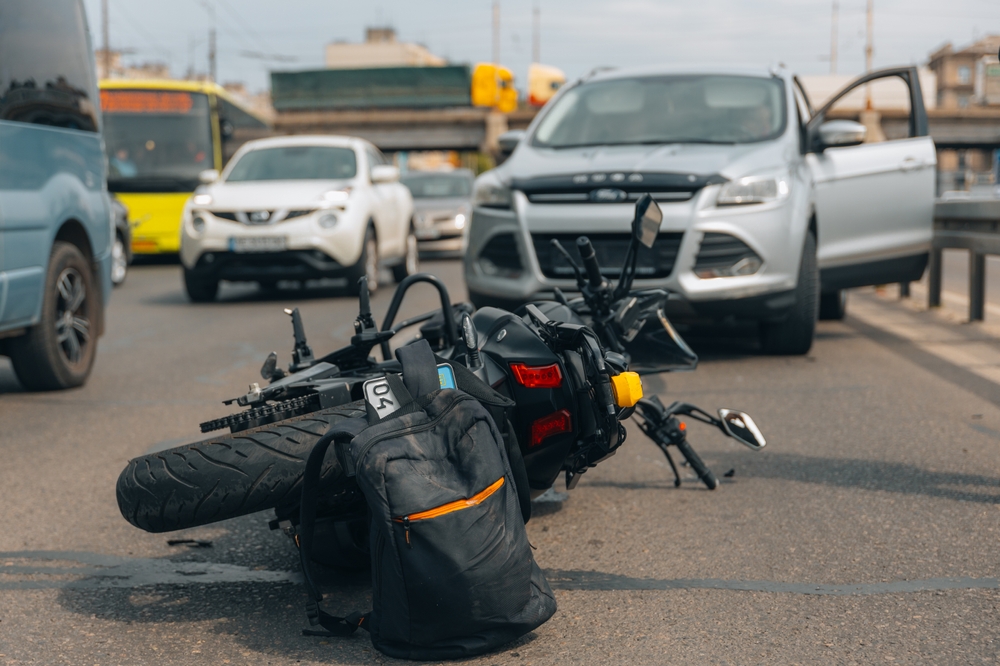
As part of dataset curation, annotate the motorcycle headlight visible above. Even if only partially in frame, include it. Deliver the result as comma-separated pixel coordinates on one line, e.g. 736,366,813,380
716,175,789,207
473,181,512,209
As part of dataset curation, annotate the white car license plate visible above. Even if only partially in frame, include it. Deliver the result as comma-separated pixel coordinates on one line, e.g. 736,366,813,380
229,236,286,253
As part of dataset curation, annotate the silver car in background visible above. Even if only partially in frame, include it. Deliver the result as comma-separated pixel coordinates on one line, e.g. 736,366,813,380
401,169,474,256
465,65,935,354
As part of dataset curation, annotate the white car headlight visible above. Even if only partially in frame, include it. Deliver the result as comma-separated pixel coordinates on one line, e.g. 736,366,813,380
716,175,789,207
192,193,213,206
323,187,352,203
473,180,512,209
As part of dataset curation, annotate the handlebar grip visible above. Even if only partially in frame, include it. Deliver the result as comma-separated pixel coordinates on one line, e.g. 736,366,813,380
675,440,719,490
576,237,604,290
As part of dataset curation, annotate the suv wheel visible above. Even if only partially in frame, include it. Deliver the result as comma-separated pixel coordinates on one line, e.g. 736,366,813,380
9,242,98,390
819,290,847,320
759,232,818,355
347,225,378,295
391,227,419,283
183,268,219,302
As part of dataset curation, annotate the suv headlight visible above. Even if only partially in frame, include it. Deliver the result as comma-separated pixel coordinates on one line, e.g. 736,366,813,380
473,180,512,209
716,174,789,207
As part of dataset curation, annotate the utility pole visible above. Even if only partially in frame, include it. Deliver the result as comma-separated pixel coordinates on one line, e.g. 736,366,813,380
209,26,216,82
830,0,838,75
101,0,110,78
532,2,540,64
864,0,874,108
492,1,500,64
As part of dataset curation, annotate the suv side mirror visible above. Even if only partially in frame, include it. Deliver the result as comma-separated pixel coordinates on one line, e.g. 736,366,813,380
817,120,867,149
498,130,525,155
634,194,662,249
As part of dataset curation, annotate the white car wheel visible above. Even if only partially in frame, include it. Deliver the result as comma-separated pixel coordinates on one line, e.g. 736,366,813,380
392,230,419,283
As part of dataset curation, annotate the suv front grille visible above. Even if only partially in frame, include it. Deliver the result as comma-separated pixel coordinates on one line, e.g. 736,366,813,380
478,233,523,277
532,232,684,279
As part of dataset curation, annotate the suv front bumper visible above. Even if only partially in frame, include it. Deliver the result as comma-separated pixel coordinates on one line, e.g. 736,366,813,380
464,190,807,322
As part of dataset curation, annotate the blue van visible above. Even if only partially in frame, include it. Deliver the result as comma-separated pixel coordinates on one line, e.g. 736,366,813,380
0,0,112,390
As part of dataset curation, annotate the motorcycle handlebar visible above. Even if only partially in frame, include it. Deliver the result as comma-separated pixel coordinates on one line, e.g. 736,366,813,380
576,237,605,291
675,439,719,490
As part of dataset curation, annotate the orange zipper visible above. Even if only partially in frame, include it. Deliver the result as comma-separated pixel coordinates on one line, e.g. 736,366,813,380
394,477,505,544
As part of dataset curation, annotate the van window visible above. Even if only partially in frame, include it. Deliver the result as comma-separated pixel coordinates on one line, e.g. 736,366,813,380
0,0,99,131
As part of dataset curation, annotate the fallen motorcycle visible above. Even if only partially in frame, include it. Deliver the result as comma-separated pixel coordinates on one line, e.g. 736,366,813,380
115,195,765,567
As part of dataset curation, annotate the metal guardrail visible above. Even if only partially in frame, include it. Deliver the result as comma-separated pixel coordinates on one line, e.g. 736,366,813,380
928,198,1000,321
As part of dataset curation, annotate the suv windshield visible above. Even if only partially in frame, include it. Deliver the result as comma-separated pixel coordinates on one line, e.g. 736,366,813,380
533,74,786,148
102,89,212,192
226,145,357,182
401,173,473,198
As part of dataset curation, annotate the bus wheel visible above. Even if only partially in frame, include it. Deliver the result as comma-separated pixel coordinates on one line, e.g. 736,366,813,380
183,269,219,302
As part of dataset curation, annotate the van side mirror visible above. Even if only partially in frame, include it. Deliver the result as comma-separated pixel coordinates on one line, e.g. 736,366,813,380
633,194,662,249
498,130,525,155
816,120,867,150
219,119,235,140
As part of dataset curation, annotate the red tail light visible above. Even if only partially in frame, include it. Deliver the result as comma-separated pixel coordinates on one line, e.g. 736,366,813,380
510,362,563,389
530,409,572,446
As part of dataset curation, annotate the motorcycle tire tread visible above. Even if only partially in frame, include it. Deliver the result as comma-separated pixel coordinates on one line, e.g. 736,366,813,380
116,402,366,533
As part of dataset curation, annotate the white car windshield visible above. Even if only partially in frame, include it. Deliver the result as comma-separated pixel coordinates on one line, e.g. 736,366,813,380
226,146,357,182
533,74,786,148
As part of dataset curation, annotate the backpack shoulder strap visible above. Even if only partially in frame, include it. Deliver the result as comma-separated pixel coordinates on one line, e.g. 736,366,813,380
298,416,369,636
395,340,440,400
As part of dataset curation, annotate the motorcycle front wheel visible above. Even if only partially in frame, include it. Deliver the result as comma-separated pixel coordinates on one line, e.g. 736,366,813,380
116,402,365,533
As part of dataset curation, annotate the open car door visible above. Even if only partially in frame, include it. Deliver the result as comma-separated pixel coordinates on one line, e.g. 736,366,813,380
805,66,936,292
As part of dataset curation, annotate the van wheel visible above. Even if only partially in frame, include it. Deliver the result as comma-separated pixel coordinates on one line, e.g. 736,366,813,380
9,242,98,390
347,225,378,295
760,232,818,355
183,269,219,302
819,290,847,320
392,227,419,283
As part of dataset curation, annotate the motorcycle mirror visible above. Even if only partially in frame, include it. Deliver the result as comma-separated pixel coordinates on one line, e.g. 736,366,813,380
633,194,662,249
717,409,766,450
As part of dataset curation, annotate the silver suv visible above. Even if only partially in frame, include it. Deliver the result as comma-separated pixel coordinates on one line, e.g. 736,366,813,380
465,65,935,354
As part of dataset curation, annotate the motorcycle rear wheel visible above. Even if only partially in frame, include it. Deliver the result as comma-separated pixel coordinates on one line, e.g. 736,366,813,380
116,402,365,533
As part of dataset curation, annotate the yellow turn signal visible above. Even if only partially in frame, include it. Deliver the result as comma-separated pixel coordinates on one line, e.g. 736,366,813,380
610,371,643,408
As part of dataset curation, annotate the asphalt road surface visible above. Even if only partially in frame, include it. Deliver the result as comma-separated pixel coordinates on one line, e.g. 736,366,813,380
2,261,999,665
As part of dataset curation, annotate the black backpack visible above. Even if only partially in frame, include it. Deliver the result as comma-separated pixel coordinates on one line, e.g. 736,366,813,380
298,340,557,660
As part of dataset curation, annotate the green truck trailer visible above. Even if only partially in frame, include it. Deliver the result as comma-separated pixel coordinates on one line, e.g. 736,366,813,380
271,65,472,111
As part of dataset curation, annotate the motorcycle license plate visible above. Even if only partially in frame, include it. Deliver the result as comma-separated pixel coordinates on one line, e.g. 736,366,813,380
229,236,286,253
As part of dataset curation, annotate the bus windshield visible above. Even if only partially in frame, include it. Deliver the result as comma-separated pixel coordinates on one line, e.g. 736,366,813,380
101,89,213,192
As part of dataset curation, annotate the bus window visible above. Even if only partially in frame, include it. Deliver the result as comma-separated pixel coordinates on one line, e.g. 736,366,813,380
101,89,212,192
0,0,99,131
217,96,269,162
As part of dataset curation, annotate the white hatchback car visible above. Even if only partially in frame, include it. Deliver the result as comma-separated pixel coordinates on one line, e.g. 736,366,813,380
180,135,416,301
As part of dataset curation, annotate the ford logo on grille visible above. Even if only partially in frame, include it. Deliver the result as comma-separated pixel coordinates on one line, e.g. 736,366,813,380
590,188,628,203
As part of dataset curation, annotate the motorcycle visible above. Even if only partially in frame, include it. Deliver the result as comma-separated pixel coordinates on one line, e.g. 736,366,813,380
115,195,765,567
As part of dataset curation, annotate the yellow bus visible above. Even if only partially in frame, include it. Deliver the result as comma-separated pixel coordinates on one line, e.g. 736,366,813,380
99,79,269,255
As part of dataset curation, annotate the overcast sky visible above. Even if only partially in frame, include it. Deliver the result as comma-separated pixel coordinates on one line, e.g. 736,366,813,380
82,0,999,93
